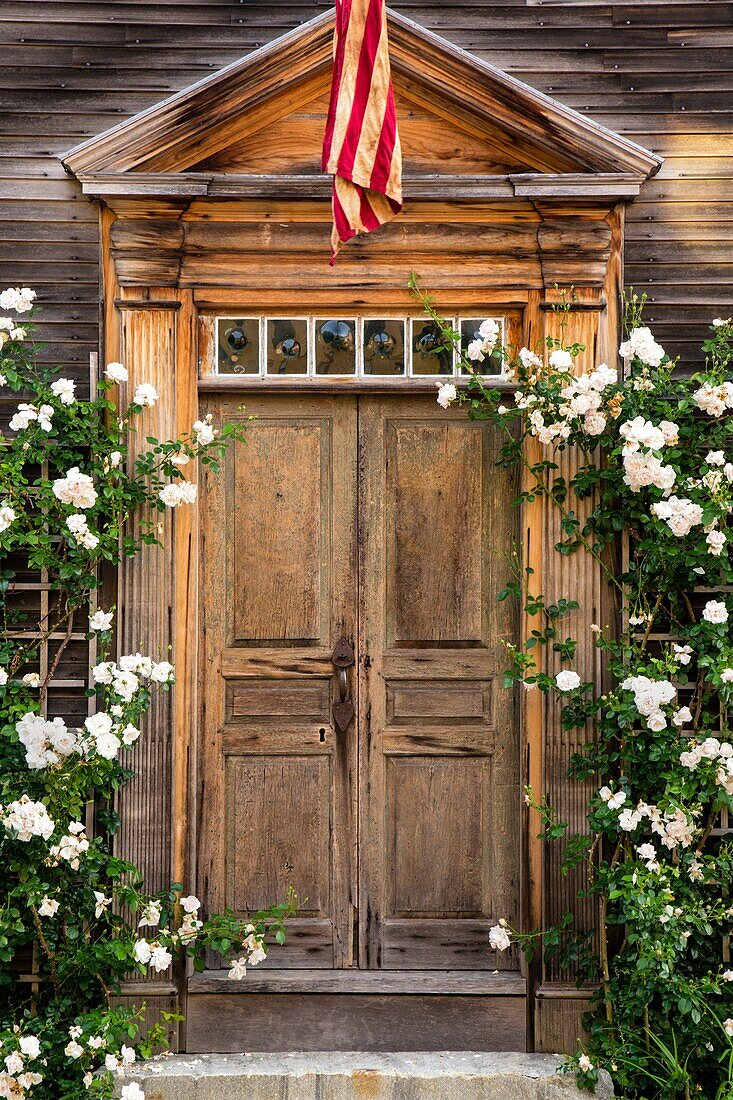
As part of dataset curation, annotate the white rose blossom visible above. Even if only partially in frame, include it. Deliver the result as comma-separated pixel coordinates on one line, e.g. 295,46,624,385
651,497,703,537
599,786,626,811
436,381,457,409
89,609,114,632
94,891,111,919
228,956,248,980
133,939,152,964
0,286,36,312
703,600,729,624
122,724,141,746
0,503,16,534
549,349,573,371
120,1085,146,1100
488,923,511,951
53,467,97,510
159,481,198,508
193,414,217,446
133,382,159,407
104,361,128,383
9,402,54,433
138,900,162,927
619,326,665,368
555,669,581,692
50,377,75,405
38,896,59,917
693,380,733,418
707,529,727,556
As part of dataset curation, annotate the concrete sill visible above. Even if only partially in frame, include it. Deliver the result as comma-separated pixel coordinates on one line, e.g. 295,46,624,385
123,1051,613,1099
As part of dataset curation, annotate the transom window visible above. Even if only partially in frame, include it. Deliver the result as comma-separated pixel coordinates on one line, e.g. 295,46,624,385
215,315,506,378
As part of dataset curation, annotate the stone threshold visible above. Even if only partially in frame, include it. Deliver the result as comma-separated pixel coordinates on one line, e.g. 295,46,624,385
123,1051,613,1098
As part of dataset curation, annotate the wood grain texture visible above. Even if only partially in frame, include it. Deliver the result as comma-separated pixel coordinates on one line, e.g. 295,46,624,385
185,992,526,1052
3,1,725,378
192,391,524,1045
197,394,358,972
58,10,657,178
188,968,526,995
9,0,732,1056
358,396,521,975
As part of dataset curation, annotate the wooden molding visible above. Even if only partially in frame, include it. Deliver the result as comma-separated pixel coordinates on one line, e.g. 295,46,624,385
59,10,661,182
78,171,647,203
102,199,622,293
188,969,526,996
539,299,608,313
197,376,517,395
114,298,182,311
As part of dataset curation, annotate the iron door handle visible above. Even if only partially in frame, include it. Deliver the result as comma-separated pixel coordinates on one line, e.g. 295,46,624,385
331,636,355,733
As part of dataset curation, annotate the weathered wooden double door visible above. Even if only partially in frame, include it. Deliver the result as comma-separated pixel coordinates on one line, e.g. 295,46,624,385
191,392,524,1051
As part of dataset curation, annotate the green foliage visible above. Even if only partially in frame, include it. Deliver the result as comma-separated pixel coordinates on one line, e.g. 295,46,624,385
415,277,733,1099
0,296,295,1099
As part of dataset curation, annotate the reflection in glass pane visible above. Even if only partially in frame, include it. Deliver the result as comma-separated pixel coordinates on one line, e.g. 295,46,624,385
459,318,503,376
362,319,405,376
217,318,260,374
266,319,308,375
410,318,454,376
315,319,356,375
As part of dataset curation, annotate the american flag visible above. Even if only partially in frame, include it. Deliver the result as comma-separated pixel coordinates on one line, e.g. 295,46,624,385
322,0,403,263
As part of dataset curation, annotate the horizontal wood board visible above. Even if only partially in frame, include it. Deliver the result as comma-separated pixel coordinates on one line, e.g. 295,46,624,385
1,0,732,386
3,0,731,1049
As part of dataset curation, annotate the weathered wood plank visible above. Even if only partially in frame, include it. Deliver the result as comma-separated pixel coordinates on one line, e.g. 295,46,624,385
188,969,527,994
185,993,527,1052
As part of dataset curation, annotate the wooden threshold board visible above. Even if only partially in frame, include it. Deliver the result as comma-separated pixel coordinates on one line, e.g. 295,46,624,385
188,969,526,996
184,989,527,1053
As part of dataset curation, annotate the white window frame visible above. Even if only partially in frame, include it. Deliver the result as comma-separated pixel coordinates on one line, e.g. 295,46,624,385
214,314,507,379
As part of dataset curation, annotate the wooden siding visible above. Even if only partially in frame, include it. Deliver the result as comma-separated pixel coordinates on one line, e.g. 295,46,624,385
1,1,732,383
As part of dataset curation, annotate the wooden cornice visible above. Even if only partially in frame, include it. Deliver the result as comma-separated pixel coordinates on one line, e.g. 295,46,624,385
60,9,662,183
76,171,647,204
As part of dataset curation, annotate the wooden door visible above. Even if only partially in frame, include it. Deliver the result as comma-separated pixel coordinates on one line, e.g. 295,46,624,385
358,396,520,974
189,392,524,1052
196,394,358,971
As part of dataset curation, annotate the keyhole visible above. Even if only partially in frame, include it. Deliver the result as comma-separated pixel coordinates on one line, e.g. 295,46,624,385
319,727,326,742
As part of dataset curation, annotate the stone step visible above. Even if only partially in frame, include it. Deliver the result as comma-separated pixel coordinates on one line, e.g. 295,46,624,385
124,1052,612,1099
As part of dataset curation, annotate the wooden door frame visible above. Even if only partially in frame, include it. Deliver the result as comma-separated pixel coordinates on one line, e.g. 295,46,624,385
78,5,652,1047
101,197,624,1053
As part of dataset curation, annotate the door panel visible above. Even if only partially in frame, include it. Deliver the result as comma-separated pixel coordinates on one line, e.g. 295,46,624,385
359,396,520,972
195,391,522,1044
197,395,358,970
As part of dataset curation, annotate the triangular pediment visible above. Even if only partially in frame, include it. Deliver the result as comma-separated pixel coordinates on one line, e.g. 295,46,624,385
60,8,661,189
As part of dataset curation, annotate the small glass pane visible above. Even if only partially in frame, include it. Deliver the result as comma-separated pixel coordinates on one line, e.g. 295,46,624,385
315,318,356,375
362,319,405,376
459,317,504,376
410,318,454,376
217,318,260,375
266,318,309,375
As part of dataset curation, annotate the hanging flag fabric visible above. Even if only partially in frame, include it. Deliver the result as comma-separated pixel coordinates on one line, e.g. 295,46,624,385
322,0,403,264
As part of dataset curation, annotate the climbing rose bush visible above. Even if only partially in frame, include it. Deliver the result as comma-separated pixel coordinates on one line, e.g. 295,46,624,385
0,291,294,1100
420,282,733,1100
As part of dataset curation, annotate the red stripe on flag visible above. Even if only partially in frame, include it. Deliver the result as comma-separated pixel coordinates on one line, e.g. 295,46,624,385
359,189,382,233
369,93,397,192
323,0,403,261
334,0,383,180
321,0,352,170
